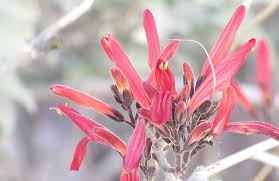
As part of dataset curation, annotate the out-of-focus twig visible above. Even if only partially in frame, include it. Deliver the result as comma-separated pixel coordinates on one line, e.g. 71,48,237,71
252,152,279,168
234,0,279,48
202,139,279,178
253,165,273,181
0,0,95,75
252,147,279,181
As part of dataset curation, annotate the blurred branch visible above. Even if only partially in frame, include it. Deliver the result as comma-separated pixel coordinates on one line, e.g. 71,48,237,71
0,0,95,75
201,139,279,178
252,147,279,181
253,165,273,181
252,152,279,168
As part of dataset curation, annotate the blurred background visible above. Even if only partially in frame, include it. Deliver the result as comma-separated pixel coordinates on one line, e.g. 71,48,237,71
0,0,278,180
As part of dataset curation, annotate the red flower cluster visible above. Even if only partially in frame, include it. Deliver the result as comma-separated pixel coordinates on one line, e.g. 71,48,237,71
51,5,279,180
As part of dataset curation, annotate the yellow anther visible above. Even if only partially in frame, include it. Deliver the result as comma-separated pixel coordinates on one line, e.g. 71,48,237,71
159,61,168,70
49,107,64,116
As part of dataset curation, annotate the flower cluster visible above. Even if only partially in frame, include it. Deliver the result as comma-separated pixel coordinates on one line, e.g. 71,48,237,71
51,5,279,180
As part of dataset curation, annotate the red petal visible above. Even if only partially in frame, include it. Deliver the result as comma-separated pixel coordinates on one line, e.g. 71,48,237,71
93,127,127,157
188,121,212,145
231,80,257,118
143,81,158,100
111,67,129,93
175,101,187,122
147,40,179,86
188,38,256,116
70,137,90,171
158,40,180,62
51,84,124,122
137,108,151,121
183,63,194,86
143,9,161,70
183,63,194,96
180,85,191,103
211,86,236,136
58,104,127,156
225,121,279,140
150,91,172,125
155,59,176,94
101,34,151,108
124,118,146,171
257,39,273,106
202,5,246,77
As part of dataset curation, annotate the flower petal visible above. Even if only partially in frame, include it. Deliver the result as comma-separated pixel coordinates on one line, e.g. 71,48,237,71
51,84,125,122
147,40,179,86
70,137,90,171
143,81,158,100
155,59,176,94
137,108,151,121
150,91,172,125
158,40,180,62
231,80,257,118
188,38,256,116
144,9,161,70
175,101,187,123
188,121,212,145
111,67,129,93
180,85,191,103
211,86,236,136
202,5,246,77
257,39,273,106
101,34,151,108
124,117,146,171
58,104,127,156
183,63,194,96
225,121,279,140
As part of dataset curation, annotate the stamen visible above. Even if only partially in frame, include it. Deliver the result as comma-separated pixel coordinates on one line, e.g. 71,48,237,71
168,38,216,95
49,107,64,116
159,61,168,70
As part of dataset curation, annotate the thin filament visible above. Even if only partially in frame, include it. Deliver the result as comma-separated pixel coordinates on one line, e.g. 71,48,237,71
168,38,216,95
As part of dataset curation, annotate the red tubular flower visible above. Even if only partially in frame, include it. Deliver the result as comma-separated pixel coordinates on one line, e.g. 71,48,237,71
58,104,127,157
111,67,129,93
144,9,179,86
138,90,172,128
70,137,90,171
155,59,176,94
188,121,212,145
188,38,256,116
121,118,146,181
148,91,172,126
183,63,194,96
256,39,273,106
51,84,125,122
211,86,236,136
225,121,279,140
143,82,158,100
158,41,180,62
150,91,172,125
231,80,257,118
147,41,180,86
175,101,187,122
202,5,246,77
143,9,180,67
101,34,150,108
